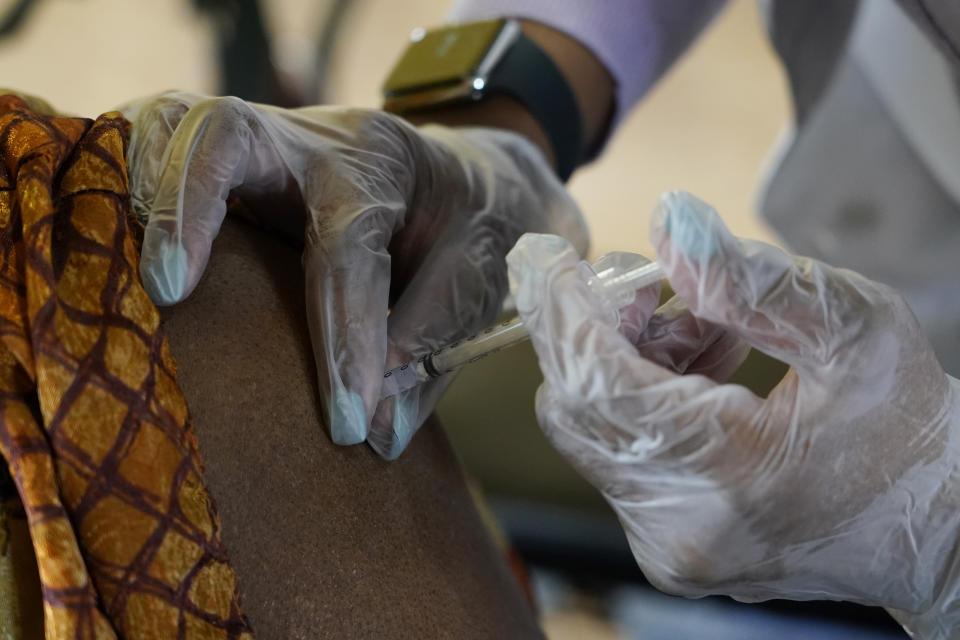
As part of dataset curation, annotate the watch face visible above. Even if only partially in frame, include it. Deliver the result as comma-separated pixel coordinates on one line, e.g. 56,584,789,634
383,19,506,96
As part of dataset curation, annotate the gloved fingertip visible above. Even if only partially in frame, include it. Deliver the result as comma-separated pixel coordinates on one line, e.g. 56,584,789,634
140,240,189,305
507,233,572,269
506,233,578,311
329,390,368,445
651,190,727,262
368,392,418,460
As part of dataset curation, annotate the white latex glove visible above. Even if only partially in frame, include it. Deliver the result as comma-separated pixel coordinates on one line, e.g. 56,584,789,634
507,191,960,639
122,92,587,459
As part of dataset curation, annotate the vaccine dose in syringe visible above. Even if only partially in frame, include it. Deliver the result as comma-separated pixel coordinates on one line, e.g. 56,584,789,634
380,252,664,399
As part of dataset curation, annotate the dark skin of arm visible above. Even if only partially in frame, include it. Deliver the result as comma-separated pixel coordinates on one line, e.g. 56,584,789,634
403,21,616,175
162,219,543,638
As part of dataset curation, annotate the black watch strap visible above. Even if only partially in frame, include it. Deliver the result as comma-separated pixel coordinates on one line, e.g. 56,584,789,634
486,32,583,181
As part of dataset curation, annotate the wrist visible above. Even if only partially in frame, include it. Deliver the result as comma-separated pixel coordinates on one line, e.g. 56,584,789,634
887,376,960,638
518,20,613,157
401,94,555,169
381,20,613,181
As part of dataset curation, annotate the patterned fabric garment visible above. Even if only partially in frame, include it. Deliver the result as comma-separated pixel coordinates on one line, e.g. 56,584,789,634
0,96,252,639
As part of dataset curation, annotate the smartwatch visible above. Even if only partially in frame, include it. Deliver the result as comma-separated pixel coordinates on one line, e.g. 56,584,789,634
381,19,583,181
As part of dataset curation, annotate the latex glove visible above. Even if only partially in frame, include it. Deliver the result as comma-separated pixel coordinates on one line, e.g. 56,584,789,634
507,191,960,638
122,92,587,459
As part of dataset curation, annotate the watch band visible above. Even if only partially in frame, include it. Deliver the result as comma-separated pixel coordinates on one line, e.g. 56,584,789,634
486,32,583,181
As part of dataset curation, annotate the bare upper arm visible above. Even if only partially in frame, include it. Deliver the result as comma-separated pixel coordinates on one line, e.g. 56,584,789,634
160,218,541,639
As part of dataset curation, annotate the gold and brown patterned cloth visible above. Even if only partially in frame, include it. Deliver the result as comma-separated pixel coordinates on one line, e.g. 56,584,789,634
0,95,252,639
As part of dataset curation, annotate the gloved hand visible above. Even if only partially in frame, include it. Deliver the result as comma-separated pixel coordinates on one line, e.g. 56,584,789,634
507,191,960,638
122,92,587,459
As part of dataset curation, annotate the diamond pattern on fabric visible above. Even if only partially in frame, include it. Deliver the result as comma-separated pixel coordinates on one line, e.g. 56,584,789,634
0,95,253,639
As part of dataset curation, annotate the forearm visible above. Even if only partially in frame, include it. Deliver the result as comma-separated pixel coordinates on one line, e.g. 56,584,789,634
161,218,544,638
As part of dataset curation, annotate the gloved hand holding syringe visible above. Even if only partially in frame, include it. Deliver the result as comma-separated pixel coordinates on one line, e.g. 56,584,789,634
380,252,663,399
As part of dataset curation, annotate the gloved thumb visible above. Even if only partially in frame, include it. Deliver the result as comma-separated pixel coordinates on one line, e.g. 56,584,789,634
650,190,867,374
508,233,675,403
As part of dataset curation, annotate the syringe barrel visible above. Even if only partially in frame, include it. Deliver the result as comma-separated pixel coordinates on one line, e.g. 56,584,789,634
387,253,663,394
585,257,663,309
427,316,528,375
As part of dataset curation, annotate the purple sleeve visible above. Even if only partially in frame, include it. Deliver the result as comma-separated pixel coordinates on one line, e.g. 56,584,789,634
448,0,728,140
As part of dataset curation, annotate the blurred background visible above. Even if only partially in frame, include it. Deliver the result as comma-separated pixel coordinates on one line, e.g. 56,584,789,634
0,0,906,637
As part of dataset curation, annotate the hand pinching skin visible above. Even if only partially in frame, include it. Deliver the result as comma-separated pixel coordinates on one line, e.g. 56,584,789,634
122,92,588,459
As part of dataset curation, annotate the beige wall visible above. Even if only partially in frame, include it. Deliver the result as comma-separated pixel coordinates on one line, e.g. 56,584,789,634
569,1,791,257
0,0,217,113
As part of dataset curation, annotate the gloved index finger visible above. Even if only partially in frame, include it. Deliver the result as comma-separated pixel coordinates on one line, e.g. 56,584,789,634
125,92,207,220
650,191,865,375
302,165,408,447
139,96,287,305
367,229,516,459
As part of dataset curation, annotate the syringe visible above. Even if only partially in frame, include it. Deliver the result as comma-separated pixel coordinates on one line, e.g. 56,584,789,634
379,252,663,399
